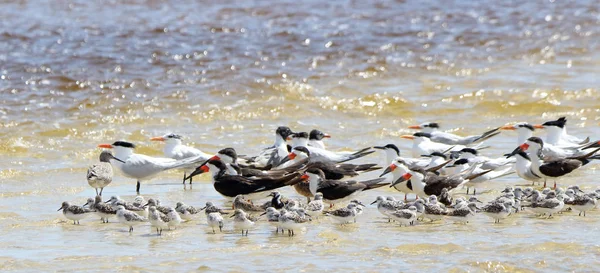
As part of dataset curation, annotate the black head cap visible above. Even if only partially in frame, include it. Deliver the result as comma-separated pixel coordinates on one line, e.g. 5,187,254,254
165,133,182,139
292,132,309,139
309,129,326,140
375,144,400,156
460,148,478,155
518,123,535,131
276,126,294,139
413,132,432,138
112,141,135,149
527,137,544,148
542,117,567,128
425,122,440,129
218,148,237,160
429,152,447,159
453,158,470,165
293,146,310,156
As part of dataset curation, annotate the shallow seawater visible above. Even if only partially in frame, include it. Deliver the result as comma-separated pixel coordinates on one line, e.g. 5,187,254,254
1,0,600,272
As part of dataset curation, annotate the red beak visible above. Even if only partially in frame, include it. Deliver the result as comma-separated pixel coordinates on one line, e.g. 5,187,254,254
519,143,529,151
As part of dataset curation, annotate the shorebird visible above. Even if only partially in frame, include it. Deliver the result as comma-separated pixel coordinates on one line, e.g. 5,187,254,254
150,133,211,184
58,201,94,225
87,150,123,196
407,122,501,145
116,205,147,233
231,209,255,236
308,129,331,149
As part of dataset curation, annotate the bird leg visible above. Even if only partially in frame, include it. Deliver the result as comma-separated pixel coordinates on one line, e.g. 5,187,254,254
543,179,547,188
466,188,470,195
95,188,99,196
553,180,557,190
474,188,477,195
99,188,104,196
136,181,141,193
404,194,407,202
190,176,193,185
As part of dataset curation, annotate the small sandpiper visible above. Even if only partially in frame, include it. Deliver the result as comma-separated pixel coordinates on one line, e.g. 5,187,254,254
445,202,479,224
116,205,147,233
92,195,116,223
481,200,513,223
148,206,169,235
389,206,417,227
166,208,182,230
231,209,255,236
233,195,264,212
144,198,171,215
58,201,94,225
305,193,324,219
260,207,282,233
175,202,202,221
279,208,311,236
324,203,359,225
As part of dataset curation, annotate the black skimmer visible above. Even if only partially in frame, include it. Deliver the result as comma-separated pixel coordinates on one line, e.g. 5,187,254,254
506,137,600,188
87,150,124,196
408,122,500,145
301,168,388,207
150,133,212,184
308,129,331,149
193,158,302,200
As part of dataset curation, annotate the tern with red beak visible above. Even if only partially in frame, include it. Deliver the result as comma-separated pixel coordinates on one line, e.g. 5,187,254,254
308,129,331,149
150,133,212,184
408,122,500,145
400,132,486,158
533,117,589,146
98,141,196,193
506,137,600,188
500,122,596,160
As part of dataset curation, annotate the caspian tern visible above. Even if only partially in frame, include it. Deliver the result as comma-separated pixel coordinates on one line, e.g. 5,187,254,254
408,122,501,145
243,126,294,168
192,158,302,200
400,132,486,158
500,123,592,160
533,117,589,146
300,168,388,206
506,137,600,188
98,141,195,193
373,144,430,170
151,133,212,184
87,150,124,196
289,132,374,163
447,158,514,195
308,129,331,149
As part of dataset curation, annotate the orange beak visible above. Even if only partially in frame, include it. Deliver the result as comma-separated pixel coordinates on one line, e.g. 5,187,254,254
519,143,530,151
500,125,516,130
300,174,309,181
400,135,415,140
288,153,297,160
389,164,397,171
533,124,545,129
150,136,165,141
402,173,412,180
210,155,221,160
200,165,210,173
286,136,292,141
323,134,331,138
408,125,422,129
98,144,113,149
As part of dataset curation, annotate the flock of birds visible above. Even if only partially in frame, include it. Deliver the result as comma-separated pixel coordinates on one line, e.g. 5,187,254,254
57,117,600,236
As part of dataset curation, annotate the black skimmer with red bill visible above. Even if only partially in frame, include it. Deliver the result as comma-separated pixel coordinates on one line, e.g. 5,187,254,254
408,122,501,145
506,137,600,188
300,168,388,207
191,158,302,200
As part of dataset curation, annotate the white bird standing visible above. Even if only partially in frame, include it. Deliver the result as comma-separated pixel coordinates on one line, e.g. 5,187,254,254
407,122,500,145
151,133,212,184
98,141,198,193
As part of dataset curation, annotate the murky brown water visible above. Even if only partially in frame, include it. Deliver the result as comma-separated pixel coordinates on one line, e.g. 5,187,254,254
2,0,600,271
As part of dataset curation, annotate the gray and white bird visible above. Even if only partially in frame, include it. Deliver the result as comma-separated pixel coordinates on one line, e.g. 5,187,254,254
58,201,94,225
233,195,264,212
148,206,170,235
324,203,360,224
165,208,182,230
279,208,311,236
151,133,212,184
203,202,226,233
87,150,124,196
231,209,255,236
444,202,479,224
175,202,202,221
481,200,513,223
116,205,147,233
260,207,282,233
389,206,418,227
305,193,325,218
408,122,500,145
308,129,331,149
89,195,116,223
